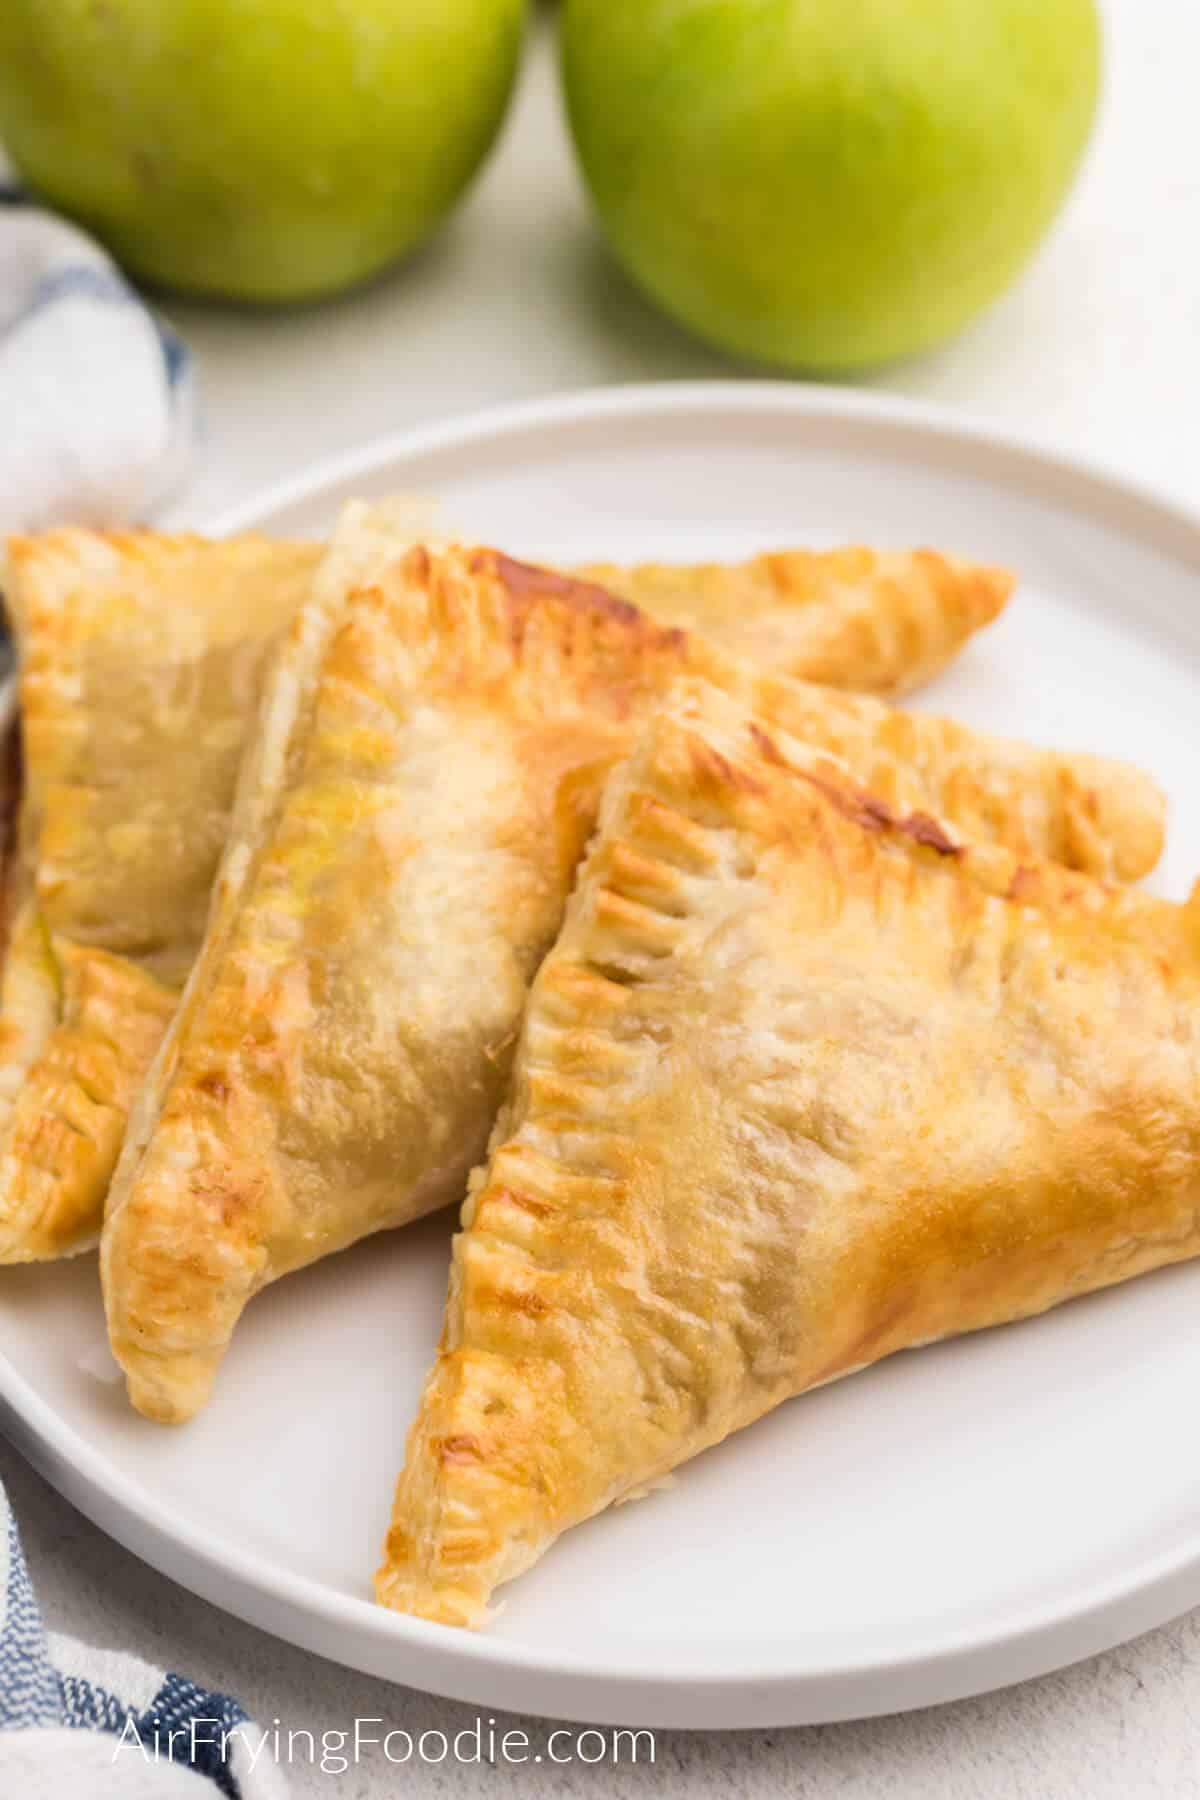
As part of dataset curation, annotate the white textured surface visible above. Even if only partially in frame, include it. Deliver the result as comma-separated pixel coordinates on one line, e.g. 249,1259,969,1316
7,1433,1200,1798
6,0,1200,1791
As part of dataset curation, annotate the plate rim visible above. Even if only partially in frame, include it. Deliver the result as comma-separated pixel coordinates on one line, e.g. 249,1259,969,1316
6,379,1200,1729
206,379,1200,576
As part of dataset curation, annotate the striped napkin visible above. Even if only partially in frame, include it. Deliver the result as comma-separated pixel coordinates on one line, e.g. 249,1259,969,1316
1,1475,287,1796
0,164,195,533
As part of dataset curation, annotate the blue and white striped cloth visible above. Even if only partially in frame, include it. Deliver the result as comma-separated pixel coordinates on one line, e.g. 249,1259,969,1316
0,163,195,534
1,1476,287,1796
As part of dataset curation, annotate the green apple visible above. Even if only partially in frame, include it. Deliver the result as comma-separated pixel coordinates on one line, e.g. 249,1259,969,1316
561,0,1100,371
0,0,527,303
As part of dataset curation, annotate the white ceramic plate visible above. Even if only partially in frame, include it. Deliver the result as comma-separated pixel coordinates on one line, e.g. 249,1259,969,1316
4,384,1200,1729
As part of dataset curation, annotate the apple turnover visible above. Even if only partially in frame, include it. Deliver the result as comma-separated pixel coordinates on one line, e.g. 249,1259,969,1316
0,529,320,1262
101,520,1164,1422
574,545,1013,696
378,679,1200,1627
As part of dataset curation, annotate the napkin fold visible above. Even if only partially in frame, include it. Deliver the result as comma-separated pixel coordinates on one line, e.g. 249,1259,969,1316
1,1477,287,1798
0,181,195,534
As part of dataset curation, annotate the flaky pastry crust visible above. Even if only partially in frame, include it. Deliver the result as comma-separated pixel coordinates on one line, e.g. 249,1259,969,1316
101,518,1163,1423
0,528,319,1260
575,545,1013,696
378,680,1200,1627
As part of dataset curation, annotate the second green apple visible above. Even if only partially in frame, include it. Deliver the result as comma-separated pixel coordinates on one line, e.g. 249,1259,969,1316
562,0,1101,371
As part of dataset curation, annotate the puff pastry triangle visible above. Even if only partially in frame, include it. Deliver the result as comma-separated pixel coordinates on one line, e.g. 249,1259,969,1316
377,678,1200,1627
574,545,1013,696
101,516,1163,1422
0,528,321,1261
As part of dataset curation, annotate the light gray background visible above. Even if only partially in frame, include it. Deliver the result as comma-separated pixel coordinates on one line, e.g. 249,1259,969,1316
6,1,1200,1793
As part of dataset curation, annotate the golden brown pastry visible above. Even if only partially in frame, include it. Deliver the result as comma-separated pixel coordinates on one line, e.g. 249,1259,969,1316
101,517,1164,1423
0,682,20,969
574,546,1014,696
0,528,320,1262
0,517,1066,1271
378,679,1200,1628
